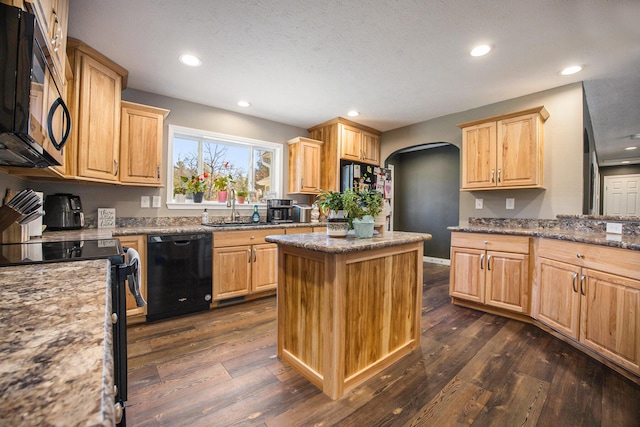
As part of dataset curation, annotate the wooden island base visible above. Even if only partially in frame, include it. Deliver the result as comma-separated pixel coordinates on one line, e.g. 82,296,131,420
267,231,430,399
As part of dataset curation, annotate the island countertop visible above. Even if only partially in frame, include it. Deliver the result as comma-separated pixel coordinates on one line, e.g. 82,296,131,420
265,230,432,253
0,260,114,426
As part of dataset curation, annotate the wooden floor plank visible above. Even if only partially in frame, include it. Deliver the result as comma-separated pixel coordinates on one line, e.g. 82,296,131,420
125,263,640,426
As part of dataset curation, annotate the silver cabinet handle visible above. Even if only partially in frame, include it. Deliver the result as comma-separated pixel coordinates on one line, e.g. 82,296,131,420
114,159,119,176
247,249,251,263
301,177,304,188
572,273,578,293
157,165,160,179
114,403,123,424
253,248,257,262
111,313,118,324
580,275,586,296
487,255,492,270
576,253,584,259
497,169,501,182
480,254,484,270
491,169,495,183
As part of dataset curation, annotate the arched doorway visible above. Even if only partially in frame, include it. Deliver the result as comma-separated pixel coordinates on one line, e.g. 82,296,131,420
386,143,460,263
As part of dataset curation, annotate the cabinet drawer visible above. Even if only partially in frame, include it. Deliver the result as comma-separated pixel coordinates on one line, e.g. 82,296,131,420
451,232,530,254
537,238,640,281
213,228,284,247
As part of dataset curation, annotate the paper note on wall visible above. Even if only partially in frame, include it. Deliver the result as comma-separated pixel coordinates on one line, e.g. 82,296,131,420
98,208,116,228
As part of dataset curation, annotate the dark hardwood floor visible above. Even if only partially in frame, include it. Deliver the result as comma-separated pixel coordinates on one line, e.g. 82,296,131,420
126,263,640,426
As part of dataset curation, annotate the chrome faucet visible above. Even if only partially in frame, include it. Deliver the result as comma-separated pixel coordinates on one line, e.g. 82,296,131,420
226,189,240,222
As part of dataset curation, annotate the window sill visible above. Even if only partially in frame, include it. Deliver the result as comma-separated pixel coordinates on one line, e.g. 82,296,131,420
166,201,264,211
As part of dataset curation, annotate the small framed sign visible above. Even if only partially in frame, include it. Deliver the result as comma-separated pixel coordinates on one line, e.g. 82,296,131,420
98,208,116,228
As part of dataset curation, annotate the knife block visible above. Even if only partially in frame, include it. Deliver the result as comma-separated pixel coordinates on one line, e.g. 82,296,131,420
0,205,29,243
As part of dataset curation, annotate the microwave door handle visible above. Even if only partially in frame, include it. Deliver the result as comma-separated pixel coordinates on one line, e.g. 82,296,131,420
47,97,71,150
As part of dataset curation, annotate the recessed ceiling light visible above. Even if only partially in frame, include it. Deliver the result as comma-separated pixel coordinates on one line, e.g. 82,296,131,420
179,54,202,67
621,160,631,164
237,100,251,108
560,65,582,75
625,146,637,151
470,45,491,57
347,110,360,117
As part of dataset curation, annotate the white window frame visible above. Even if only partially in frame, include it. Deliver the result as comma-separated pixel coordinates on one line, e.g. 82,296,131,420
166,124,283,210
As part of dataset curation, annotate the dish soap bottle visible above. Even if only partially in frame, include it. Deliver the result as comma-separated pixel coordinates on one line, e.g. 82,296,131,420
201,208,209,225
251,205,260,223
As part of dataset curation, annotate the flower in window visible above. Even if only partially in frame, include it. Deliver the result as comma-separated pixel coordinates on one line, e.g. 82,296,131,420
181,172,209,193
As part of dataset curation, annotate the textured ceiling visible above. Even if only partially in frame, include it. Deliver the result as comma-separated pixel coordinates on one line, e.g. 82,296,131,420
67,0,640,165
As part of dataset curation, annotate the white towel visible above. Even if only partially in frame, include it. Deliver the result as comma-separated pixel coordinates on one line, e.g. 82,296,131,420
125,247,146,307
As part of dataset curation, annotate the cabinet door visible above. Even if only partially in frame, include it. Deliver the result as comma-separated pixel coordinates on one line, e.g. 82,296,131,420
485,251,529,313
497,113,542,188
117,235,147,319
300,141,322,192
251,243,278,293
213,245,251,300
361,131,380,165
461,122,497,189
76,53,122,181
340,124,362,162
580,269,640,374
536,257,581,340
120,102,166,186
449,247,485,303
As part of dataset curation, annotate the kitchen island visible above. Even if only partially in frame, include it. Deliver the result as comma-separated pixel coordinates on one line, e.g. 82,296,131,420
265,231,431,399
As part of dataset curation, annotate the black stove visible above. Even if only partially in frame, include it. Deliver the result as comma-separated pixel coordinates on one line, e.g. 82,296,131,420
0,239,125,266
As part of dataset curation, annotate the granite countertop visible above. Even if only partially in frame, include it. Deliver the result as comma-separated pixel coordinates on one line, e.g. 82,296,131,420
0,260,114,426
265,231,432,254
448,225,640,251
31,222,326,242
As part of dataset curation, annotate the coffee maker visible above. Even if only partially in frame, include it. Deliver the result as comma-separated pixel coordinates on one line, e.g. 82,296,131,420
267,199,293,223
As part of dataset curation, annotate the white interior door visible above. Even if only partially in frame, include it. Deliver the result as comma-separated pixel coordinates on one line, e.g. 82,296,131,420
603,174,640,216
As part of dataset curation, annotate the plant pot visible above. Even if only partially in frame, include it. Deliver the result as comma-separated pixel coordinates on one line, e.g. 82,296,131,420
237,195,246,204
217,191,227,203
193,192,204,203
326,218,348,237
328,209,346,219
352,215,375,238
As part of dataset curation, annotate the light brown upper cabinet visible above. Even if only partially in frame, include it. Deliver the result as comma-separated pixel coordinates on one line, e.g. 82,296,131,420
287,137,324,194
24,0,69,88
308,117,381,191
66,38,128,183
120,101,170,186
458,106,549,190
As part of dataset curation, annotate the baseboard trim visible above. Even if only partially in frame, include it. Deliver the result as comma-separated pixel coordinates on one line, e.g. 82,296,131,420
423,256,450,266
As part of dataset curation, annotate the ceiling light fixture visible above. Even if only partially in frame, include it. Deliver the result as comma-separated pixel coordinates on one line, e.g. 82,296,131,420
625,146,637,151
560,65,582,75
179,54,202,67
347,110,360,117
621,160,631,164
237,100,251,108
470,44,491,57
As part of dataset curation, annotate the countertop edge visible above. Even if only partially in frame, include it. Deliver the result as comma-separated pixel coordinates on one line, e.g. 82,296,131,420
448,226,640,251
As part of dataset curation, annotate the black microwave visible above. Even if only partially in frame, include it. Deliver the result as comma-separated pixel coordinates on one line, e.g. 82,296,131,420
0,3,71,168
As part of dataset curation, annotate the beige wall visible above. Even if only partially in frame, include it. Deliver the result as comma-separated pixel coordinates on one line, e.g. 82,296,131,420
381,82,584,224
24,89,307,221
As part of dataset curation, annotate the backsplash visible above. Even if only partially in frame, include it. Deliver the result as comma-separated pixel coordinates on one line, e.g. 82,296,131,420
469,215,640,236
83,215,255,228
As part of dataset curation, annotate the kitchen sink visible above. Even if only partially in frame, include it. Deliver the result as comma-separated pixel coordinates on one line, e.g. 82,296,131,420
204,222,265,227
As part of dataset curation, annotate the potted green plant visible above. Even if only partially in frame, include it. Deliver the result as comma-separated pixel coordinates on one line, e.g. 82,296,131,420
342,189,383,238
317,190,345,218
173,185,187,203
181,172,209,203
213,173,234,203
236,189,248,204
317,190,348,237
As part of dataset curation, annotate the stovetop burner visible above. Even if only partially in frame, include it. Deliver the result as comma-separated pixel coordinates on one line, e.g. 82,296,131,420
0,239,124,266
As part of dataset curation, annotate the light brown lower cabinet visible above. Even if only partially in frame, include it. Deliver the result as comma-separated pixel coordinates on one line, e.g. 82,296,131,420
212,229,283,301
535,239,640,375
117,234,147,322
450,232,530,313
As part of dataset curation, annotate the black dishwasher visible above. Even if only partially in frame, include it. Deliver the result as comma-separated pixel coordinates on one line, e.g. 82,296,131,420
147,233,212,321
